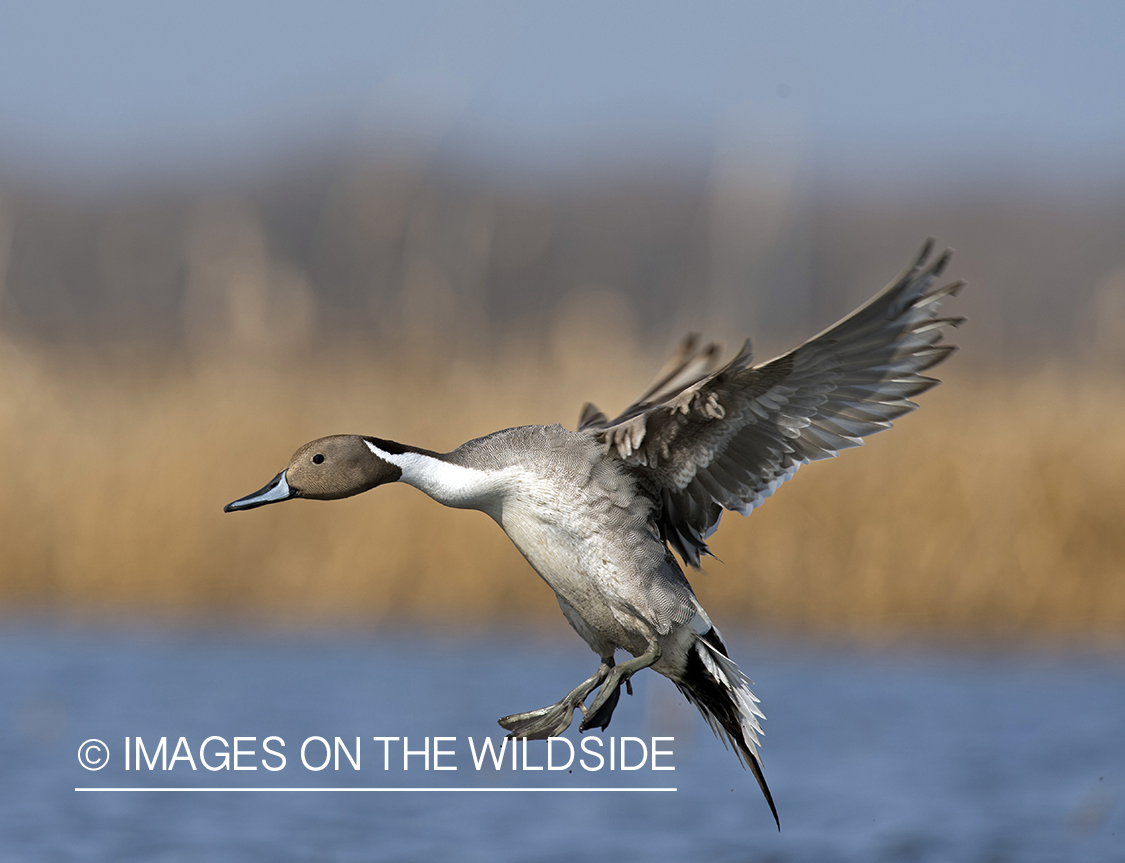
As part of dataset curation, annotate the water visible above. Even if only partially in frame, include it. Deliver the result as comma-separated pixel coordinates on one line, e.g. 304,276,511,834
2,625,1123,862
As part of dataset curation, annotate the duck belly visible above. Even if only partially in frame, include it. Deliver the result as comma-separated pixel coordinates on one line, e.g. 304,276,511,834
499,506,699,661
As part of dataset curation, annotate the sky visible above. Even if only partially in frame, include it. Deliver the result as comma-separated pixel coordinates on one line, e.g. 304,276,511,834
0,0,1122,187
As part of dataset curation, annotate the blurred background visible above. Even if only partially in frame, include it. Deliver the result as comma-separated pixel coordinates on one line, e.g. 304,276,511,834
2,2,1124,860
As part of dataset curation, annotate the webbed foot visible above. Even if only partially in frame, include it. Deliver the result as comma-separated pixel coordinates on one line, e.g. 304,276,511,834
497,657,614,740
498,701,577,740
577,680,622,732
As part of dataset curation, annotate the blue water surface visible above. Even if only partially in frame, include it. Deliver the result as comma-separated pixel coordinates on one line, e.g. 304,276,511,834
2,625,1123,862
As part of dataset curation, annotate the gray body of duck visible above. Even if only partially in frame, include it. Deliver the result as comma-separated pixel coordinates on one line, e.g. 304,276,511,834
226,241,964,827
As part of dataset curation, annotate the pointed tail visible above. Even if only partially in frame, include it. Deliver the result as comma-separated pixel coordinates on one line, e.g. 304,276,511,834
675,628,779,829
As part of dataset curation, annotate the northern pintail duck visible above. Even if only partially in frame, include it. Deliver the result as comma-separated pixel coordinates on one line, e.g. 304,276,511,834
226,241,963,826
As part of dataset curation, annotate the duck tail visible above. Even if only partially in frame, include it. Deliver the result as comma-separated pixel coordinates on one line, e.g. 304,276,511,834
675,627,779,829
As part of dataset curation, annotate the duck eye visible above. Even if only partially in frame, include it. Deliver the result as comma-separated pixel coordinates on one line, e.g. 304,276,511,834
312,454,325,465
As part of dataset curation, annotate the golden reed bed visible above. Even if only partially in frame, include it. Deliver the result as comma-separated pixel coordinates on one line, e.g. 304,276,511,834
1,333,1122,645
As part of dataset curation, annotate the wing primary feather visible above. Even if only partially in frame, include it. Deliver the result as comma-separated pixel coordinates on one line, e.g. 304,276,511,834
582,240,963,565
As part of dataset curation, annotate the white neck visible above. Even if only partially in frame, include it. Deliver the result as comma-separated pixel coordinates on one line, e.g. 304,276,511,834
365,441,499,510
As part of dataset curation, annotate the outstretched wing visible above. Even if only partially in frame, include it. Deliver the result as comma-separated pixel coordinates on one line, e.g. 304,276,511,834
582,240,964,566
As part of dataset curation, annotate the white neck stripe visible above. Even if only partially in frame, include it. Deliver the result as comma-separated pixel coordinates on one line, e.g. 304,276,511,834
364,440,495,508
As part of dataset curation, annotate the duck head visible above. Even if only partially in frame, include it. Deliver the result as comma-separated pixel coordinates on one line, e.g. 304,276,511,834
224,435,402,512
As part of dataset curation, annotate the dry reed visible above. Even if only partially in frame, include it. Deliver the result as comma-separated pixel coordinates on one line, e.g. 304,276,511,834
1,331,1122,645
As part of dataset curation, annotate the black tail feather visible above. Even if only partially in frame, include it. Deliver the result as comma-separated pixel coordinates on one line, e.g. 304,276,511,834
676,629,779,829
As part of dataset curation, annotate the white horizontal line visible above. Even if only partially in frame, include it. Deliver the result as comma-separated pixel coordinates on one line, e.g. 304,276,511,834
75,787,676,793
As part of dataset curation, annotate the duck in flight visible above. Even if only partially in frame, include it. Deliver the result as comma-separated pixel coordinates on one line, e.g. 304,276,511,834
225,241,963,827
